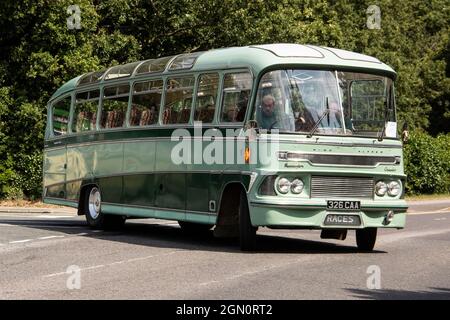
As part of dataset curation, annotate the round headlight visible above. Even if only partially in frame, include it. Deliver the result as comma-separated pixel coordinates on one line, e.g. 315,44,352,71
375,181,387,196
387,181,401,196
290,179,304,194
277,178,291,194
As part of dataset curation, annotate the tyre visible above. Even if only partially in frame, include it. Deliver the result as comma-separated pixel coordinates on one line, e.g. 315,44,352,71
356,228,377,251
84,186,126,230
178,221,213,233
239,189,257,251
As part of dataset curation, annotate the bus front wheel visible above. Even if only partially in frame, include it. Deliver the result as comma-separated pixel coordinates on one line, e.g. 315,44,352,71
356,228,377,251
239,189,257,251
84,186,125,230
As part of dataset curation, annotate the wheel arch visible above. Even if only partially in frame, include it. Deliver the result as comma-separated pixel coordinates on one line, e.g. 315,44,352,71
215,181,248,229
77,182,99,216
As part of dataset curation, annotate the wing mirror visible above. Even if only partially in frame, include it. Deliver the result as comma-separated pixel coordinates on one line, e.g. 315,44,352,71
401,122,409,143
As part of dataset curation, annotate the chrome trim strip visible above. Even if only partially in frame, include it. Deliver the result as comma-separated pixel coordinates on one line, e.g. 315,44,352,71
102,202,216,216
277,151,397,167
44,170,252,188
45,135,402,150
43,197,78,204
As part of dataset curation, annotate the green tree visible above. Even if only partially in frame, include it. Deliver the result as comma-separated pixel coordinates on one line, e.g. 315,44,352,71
0,0,448,199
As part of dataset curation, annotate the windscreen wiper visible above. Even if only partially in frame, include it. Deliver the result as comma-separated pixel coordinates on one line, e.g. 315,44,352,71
378,88,391,141
378,114,387,141
307,97,330,138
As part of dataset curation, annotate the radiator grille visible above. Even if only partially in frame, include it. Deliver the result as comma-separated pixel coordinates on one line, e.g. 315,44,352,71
311,176,374,199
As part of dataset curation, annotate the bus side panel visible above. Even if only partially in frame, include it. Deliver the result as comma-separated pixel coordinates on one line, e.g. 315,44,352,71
66,144,96,196
186,172,210,213
154,138,186,218
122,141,157,207
95,142,124,204
43,146,67,199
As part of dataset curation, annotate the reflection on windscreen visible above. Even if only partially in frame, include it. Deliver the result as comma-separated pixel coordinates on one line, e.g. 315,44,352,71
253,69,395,137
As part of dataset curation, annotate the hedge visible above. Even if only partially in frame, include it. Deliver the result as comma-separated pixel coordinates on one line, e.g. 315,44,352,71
403,131,450,195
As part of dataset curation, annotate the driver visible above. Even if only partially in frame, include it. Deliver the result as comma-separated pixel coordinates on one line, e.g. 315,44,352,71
256,94,277,130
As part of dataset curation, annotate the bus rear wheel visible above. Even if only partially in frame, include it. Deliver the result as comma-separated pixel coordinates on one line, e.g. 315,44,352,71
356,228,377,251
84,186,125,230
239,189,257,251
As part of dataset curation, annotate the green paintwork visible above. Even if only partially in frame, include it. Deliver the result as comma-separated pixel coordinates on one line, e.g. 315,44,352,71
249,205,406,229
122,174,155,207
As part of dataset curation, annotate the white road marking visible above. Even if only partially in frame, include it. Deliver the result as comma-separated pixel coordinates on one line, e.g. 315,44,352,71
0,230,103,247
0,223,84,229
0,214,76,219
84,265,105,271
407,210,450,215
42,251,180,278
434,218,447,221
199,257,316,287
9,239,32,244
37,235,65,240
37,215,73,219
379,228,450,243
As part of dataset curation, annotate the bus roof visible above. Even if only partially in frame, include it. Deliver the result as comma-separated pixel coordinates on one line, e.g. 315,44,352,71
49,43,396,102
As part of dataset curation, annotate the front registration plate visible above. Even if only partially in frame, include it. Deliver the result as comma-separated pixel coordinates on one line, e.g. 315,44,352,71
327,200,361,211
324,214,361,226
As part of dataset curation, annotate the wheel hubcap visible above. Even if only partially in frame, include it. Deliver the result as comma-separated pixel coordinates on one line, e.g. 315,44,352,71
88,187,101,219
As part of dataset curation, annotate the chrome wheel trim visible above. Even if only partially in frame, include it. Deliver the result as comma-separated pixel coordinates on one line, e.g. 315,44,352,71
88,187,101,220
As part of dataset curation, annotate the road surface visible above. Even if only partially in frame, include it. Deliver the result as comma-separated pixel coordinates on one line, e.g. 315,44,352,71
0,201,449,299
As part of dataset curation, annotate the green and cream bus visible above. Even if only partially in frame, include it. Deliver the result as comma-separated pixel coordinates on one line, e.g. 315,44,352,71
43,43,408,251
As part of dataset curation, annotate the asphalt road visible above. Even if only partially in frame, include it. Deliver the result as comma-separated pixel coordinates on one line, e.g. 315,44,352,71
0,201,449,300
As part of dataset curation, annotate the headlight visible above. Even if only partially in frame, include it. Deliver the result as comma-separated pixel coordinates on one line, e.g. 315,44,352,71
277,178,291,194
290,179,304,194
375,181,387,196
387,181,401,196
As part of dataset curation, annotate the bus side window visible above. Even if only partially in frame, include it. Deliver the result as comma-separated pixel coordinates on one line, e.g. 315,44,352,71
72,90,100,133
220,72,252,123
194,73,219,123
163,76,195,124
52,96,71,136
131,79,163,126
100,84,130,129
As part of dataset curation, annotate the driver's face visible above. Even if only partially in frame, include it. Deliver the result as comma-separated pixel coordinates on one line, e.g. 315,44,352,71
262,99,274,116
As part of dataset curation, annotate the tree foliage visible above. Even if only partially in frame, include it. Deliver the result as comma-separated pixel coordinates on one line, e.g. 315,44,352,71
0,0,448,198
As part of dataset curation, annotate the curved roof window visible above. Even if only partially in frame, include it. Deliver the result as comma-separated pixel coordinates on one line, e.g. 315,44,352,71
104,61,141,81
136,56,175,75
78,70,106,86
168,52,203,71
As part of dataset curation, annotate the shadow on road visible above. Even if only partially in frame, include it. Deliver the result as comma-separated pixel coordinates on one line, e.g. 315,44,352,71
346,287,450,300
0,218,386,254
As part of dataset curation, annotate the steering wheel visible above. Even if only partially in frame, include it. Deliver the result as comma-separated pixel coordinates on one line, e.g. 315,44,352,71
268,120,278,130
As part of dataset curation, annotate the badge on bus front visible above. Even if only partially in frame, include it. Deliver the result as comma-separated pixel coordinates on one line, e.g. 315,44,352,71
326,200,361,211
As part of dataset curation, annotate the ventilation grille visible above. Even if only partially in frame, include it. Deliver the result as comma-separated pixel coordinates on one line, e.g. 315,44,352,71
311,176,374,199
